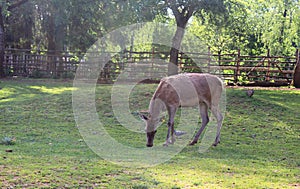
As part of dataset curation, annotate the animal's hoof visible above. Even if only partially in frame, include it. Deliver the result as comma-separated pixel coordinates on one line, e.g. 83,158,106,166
170,139,175,145
213,141,220,147
189,141,197,146
163,143,168,147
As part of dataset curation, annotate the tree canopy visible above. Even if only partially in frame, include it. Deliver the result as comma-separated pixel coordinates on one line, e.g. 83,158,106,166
2,0,300,53
0,0,299,77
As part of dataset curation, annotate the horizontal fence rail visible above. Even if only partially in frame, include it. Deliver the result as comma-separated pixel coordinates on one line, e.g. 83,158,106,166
3,48,299,86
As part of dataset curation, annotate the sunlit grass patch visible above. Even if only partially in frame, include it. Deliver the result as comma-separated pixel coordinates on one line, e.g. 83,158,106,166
29,86,76,94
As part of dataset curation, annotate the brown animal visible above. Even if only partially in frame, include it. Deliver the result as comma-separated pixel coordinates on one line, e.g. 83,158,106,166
140,73,224,147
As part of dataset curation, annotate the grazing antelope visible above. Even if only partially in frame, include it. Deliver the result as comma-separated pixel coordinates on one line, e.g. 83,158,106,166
140,73,224,147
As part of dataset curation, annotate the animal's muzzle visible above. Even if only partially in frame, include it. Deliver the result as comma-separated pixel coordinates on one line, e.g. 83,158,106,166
146,143,153,147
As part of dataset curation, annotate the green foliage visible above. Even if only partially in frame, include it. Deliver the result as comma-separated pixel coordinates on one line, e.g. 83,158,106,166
30,69,45,78
3,0,300,59
245,0,300,56
61,72,75,79
190,0,300,56
4,0,166,53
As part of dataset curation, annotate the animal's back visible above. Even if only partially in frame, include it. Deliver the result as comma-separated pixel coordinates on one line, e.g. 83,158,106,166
154,73,223,108
187,73,223,107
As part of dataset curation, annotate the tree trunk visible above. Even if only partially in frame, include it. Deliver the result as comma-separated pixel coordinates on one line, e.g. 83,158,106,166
56,22,65,77
23,3,34,50
293,65,300,88
46,2,66,78
0,6,5,78
167,2,194,76
168,27,185,76
47,13,56,76
293,50,300,88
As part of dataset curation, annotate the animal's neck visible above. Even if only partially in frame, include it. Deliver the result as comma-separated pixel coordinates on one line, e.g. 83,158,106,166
149,97,165,120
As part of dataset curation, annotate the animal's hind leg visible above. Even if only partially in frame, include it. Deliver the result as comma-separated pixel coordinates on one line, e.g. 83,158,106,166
190,103,209,145
211,106,223,146
167,120,175,144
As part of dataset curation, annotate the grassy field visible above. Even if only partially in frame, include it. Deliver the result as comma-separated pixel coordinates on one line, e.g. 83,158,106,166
0,79,299,188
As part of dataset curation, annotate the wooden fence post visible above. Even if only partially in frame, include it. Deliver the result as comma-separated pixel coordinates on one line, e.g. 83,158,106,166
207,47,211,73
152,47,155,68
234,49,241,83
266,49,271,82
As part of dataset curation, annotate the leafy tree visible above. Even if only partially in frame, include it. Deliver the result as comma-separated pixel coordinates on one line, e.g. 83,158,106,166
1,0,300,79
189,0,300,56
189,0,264,55
0,0,29,78
165,0,227,75
5,1,34,49
246,0,300,56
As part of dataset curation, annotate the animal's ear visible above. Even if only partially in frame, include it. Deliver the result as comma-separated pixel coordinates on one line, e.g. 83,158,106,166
139,113,149,121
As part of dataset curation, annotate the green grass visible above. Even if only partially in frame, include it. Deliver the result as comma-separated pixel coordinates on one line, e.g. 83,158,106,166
0,79,299,188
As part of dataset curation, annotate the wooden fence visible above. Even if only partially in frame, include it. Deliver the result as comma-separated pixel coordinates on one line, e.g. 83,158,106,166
3,48,299,86
3,49,80,78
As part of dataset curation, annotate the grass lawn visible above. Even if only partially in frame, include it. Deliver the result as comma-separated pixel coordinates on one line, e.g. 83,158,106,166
0,79,299,188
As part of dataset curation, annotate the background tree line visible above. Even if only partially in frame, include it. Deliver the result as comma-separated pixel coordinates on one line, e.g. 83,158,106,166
0,0,299,77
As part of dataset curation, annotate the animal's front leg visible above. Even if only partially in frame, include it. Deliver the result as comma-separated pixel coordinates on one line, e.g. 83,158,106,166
164,121,175,146
164,106,177,146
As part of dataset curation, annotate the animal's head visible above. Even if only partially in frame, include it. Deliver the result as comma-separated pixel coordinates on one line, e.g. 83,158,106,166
139,114,160,147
